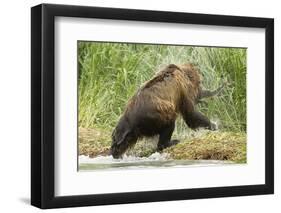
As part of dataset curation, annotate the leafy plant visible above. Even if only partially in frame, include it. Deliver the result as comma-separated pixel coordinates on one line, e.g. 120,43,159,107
78,42,246,135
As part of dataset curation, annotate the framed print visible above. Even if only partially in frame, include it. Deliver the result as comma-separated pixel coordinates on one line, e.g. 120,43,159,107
31,3,274,209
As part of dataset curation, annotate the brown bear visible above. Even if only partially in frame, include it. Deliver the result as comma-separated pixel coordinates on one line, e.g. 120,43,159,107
111,63,224,159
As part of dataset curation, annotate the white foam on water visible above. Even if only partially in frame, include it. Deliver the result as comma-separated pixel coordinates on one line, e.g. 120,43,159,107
79,152,169,164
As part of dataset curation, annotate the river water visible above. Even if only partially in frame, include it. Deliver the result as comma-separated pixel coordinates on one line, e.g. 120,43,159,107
79,152,232,171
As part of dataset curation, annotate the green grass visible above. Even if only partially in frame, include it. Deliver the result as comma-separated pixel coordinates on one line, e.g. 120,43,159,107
78,42,247,136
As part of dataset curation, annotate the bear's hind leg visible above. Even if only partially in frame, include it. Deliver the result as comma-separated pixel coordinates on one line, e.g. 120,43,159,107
157,122,179,151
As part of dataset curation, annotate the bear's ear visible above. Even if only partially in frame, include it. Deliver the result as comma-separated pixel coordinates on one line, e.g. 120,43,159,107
167,64,180,70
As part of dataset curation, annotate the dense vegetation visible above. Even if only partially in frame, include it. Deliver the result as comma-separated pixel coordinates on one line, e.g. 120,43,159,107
78,42,246,136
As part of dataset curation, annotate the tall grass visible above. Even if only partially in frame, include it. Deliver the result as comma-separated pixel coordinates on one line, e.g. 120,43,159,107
78,42,246,136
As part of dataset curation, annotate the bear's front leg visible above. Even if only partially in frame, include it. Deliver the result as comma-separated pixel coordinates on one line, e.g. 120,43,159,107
183,110,217,130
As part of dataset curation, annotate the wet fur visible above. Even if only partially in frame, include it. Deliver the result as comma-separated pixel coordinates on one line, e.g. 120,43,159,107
111,63,215,158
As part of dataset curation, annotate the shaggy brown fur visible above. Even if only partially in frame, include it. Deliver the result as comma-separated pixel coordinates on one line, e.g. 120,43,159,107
111,63,219,158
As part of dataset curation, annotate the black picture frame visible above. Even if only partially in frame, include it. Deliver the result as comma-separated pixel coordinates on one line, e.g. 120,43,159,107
31,3,274,209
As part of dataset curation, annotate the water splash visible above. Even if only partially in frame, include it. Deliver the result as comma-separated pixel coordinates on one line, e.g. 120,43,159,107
211,118,221,130
79,152,170,164
79,151,232,171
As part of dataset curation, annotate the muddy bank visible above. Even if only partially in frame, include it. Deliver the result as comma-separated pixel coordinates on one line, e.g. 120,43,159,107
79,127,246,163
165,132,246,163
